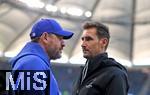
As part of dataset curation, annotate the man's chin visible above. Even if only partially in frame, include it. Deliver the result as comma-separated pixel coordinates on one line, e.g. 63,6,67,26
51,54,61,60
83,54,90,59
56,55,61,59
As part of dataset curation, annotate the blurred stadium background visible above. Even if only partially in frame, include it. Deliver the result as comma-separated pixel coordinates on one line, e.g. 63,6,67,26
0,0,150,95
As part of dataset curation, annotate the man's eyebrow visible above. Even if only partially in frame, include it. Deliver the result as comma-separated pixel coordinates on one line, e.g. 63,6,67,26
81,36,93,40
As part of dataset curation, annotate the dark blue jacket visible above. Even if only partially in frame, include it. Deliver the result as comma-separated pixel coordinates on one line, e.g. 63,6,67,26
9,42,60,95
73,53,129,95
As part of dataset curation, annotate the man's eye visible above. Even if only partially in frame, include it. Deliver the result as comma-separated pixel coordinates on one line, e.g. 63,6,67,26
86,37,92,41
56,35,63,40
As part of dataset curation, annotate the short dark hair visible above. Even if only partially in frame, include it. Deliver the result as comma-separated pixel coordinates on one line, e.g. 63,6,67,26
83,21,110,39
31,37,40,42
83,21,110,49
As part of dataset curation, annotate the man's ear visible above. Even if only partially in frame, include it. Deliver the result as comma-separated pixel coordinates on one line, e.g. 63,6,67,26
99,38,108,47
39,32,49,43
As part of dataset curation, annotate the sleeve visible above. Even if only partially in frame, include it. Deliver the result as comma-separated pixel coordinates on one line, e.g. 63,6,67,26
106,74,128,95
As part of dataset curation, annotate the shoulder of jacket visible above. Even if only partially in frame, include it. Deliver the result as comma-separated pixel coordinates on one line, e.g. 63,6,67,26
13,55,49,70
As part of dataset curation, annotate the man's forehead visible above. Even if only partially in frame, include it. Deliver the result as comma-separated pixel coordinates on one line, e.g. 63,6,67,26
81,34,96,40
82,30,96,37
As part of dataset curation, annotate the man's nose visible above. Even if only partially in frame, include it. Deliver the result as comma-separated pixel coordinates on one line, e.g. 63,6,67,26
61,40,65,47
81,40,86,48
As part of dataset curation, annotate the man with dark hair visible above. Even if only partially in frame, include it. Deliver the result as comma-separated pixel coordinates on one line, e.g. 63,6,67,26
73,21,129,95
9,18,73,95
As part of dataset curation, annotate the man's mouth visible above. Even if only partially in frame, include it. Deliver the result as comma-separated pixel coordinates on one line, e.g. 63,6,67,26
82,49,88,53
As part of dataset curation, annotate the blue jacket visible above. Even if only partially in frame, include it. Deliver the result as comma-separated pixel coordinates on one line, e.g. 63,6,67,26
9,42,60,95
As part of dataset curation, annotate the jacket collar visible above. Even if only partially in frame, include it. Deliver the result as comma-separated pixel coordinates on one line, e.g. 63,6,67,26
85,52,108,77
88,52,108,68
88,52,108,64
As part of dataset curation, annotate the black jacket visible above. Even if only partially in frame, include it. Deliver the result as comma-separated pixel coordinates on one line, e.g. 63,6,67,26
73,53,129,95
